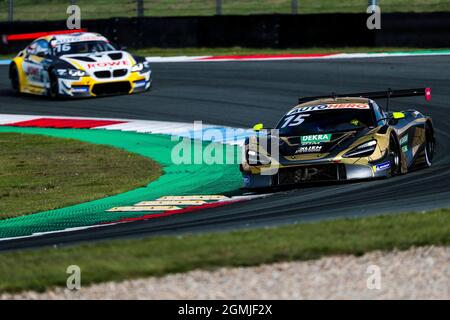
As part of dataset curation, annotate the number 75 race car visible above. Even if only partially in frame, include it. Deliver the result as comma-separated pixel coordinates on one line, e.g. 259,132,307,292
9,32,152,98
240,88,436,189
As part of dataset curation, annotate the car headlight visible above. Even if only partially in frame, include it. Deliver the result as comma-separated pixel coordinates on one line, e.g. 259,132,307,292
343,140,377,158
131,61,150,73
56,69,87,78
131,63,144,72
68,69,87,77
247,149,271,165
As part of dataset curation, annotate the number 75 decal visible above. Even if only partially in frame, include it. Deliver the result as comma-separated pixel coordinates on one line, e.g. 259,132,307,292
280,114,310,128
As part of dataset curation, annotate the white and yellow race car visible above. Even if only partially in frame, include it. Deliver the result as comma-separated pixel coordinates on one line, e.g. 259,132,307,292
9,32,152,98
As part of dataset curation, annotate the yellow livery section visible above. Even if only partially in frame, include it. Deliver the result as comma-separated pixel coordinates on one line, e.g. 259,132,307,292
9,32,152,99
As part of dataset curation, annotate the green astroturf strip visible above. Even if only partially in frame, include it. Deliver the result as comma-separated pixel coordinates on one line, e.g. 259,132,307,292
0,127,243,239
368,49,450,55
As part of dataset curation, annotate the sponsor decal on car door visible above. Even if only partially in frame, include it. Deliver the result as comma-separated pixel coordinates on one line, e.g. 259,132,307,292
22,55,45,88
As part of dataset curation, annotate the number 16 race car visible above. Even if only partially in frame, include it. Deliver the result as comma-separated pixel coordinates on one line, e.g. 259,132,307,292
240,88,436,189
9,32,152,98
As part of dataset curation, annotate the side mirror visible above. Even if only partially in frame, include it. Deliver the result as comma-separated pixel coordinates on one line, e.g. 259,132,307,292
392,112,405,120
389,112,405,125
253,123,264,132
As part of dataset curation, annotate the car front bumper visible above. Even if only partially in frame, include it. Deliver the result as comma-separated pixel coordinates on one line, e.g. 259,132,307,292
241,158,392,189
57,70,152,97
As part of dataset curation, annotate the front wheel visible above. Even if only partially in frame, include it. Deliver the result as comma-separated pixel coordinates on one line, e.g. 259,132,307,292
49,72,60,99
389,135,401,176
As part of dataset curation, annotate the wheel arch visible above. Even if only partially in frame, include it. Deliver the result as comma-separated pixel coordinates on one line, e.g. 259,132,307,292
9,60,22,93
9,57,27,92
388,128,406,174
8,62,16,80
425,118,435,142
424,118,436,165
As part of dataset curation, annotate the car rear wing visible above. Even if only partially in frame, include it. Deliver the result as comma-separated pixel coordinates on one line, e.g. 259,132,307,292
298,88,432,104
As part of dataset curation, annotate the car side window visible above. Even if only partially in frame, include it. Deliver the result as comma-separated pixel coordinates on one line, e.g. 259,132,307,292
26,41,38,55
372,101,386,125
35,40,50,57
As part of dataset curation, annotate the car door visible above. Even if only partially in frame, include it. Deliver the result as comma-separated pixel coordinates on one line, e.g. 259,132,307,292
21,40,49,92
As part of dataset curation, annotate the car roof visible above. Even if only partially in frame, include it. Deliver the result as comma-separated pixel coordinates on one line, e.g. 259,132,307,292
37,32,108,43
288,97,371,112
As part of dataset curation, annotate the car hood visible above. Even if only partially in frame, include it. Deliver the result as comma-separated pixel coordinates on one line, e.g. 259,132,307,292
277,127,376,156
59,51,136,73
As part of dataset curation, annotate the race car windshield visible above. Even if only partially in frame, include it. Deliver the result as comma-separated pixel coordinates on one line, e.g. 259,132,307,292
276,108,375,136
51,41,116,56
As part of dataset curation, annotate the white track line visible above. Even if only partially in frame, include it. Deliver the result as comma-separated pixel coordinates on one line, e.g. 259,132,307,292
2,51,450,66
145,51,450,63
0,114,252,146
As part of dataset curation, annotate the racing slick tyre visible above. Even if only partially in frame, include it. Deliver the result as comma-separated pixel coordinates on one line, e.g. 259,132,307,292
10,64,20,94
389,135,401,176
424,124,435,167
49,71,61,99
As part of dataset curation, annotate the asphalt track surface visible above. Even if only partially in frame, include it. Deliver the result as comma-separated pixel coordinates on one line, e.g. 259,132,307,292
0,56,449,251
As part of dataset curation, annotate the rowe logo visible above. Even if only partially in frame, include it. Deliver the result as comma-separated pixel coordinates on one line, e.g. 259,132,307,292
301,134,332,145
87,61,129,69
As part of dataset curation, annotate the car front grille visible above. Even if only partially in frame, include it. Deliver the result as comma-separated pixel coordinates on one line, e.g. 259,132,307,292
113,69,128,77
92,82,131,96
275,164,346,185
94,71,111,78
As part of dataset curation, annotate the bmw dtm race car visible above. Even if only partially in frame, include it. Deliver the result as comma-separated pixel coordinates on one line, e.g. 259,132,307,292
240,88,436,189
9,32,152,98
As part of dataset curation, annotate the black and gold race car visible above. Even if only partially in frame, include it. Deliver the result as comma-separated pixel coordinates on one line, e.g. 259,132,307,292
240,88,436,189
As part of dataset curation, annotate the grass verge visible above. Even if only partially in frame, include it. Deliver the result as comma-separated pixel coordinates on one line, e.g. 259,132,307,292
0,207,449,293
0,132,162,219
0,0,449,21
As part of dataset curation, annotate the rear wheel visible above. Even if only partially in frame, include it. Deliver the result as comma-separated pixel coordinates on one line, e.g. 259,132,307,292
424,125,435,167
389,135,401,176
10,64,20,94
